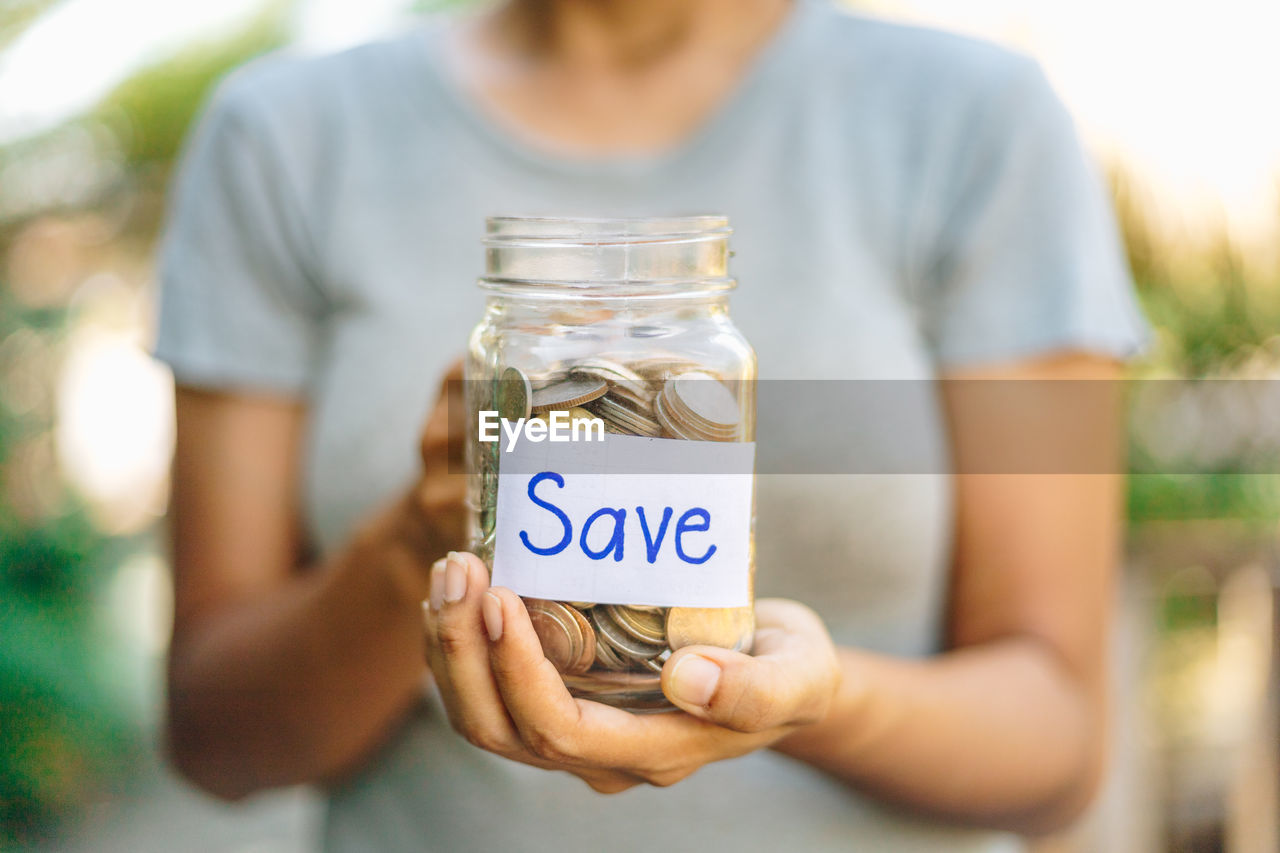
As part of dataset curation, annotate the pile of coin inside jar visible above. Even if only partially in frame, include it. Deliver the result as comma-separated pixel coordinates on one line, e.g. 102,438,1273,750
476,356,754,678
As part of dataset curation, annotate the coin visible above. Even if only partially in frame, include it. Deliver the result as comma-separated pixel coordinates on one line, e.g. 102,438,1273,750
565,605,597,673
568,358,648,395
665,606,754,651
641,648,672,673
564,406,599,424
652,388,697,440
665,372,739,432
605,604,667,645
478,355,755,689
654,373,741,441
588,396,662,436
593,631,630,671
530,377,608,412
498,367,532,422
526,599,591,675
630,357,701,383
592,606,667,659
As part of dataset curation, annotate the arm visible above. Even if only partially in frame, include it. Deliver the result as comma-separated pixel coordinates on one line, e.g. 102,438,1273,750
165,375,463,800
774,352,1121,833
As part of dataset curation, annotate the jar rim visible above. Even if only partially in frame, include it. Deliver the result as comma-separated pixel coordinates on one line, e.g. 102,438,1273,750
484,215,732,245
480,214,735,293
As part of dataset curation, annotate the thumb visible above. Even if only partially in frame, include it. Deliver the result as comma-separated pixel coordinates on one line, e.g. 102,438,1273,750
661,600,838,733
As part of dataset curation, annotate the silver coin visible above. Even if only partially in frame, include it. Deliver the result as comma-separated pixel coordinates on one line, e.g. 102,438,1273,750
653,387,699,440
593,632,630,671
655,381,739,441
568,358,649,396
640,648,672,673
592,606,666,659
605,604,667,645
589,396,662,435
666,372,740,431
531,377,608,412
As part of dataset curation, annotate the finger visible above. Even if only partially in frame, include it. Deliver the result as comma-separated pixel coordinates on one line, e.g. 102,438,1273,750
661,599,840,733
485,587,655,766
425,563,637,787
427,552,524,755
419,358,465,470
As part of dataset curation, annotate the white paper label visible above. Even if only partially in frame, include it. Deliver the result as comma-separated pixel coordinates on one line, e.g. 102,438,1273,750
491,434,755,608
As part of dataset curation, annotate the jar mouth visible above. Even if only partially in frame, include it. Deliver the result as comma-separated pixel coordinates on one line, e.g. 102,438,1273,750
484,215,731,245
481,215,734,294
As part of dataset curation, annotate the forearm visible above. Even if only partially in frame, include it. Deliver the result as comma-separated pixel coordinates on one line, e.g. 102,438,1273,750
774,638,1105,834
166,498,434,800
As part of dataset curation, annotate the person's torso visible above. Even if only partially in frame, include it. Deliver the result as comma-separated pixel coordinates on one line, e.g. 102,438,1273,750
243,4,1020,849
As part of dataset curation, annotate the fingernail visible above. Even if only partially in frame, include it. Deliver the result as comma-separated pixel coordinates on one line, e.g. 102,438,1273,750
429,559,446,611
444,551,468,603
481,591,504,642
670,655,721,707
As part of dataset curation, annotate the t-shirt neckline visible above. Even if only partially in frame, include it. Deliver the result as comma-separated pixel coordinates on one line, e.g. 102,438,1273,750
412,0,820,179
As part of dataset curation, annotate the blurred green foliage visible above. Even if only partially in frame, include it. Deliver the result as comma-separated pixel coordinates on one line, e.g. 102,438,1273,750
0,4,287,845
96,2,289,172
0,289,134,846
1113,171,1280,525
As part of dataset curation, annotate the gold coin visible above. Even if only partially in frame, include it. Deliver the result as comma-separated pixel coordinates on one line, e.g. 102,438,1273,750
665,606,755,651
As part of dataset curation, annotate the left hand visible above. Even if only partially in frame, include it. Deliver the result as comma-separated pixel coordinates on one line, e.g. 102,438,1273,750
422,551,841,793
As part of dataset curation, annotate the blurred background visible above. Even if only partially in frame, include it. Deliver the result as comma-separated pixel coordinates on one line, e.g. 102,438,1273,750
0,1,1277,851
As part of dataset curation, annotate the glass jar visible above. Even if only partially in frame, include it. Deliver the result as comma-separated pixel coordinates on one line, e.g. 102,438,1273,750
465,216,756,710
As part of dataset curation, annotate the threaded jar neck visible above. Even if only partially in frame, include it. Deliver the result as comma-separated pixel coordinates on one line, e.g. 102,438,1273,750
479,216,735,300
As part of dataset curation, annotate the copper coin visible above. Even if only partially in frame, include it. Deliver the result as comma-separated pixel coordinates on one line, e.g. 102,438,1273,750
525,598,586,674
564,604,596,674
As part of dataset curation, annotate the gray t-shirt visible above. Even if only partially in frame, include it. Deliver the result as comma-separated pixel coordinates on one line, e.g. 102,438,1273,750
155,2,1148,850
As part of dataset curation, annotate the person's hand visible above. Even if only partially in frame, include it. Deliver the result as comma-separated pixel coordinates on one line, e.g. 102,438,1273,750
422,551,841,793
402,361,467,556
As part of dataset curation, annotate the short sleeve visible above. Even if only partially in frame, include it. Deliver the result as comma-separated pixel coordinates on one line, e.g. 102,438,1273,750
921,59,1150,367
153,72,326,394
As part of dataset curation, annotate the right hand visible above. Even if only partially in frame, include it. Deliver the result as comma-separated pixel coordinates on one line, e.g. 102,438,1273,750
403,360,468,557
